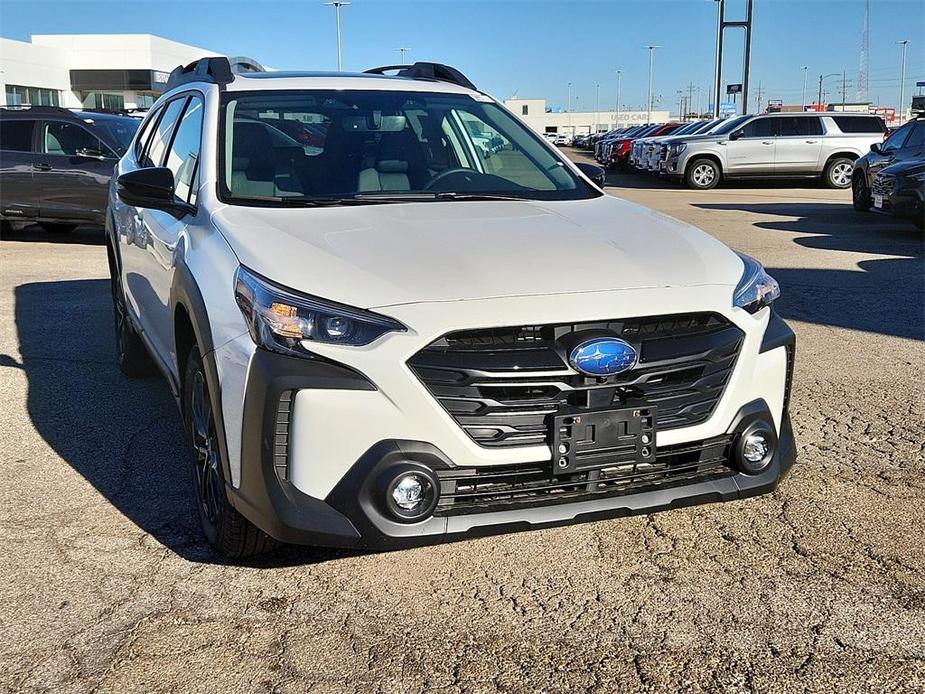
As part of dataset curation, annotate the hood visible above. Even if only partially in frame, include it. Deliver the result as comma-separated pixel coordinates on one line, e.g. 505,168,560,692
881,159,925,177
212,195,743,310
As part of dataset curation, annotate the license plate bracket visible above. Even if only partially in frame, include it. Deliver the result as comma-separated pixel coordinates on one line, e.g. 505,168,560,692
550,406,656,475
874,194,883,208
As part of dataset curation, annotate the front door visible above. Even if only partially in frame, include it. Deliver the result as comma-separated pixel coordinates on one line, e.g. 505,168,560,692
725,116,777,175
34,119,116,223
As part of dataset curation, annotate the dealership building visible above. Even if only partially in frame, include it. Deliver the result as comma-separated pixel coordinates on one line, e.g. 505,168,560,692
503,98,671,135
0,34,255,110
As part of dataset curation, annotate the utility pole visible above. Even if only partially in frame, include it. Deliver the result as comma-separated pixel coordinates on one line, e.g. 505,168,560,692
898,40,909,122
801,66,809,111
644,45,660,123
841,70,847,109
567,82,572,128
395,47,411,64
687,81,694,121
615,69,623,127
818,72,839,108
324,1,350,71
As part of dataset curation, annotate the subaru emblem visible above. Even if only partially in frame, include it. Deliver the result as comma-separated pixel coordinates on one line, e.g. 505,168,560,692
569,337,638,377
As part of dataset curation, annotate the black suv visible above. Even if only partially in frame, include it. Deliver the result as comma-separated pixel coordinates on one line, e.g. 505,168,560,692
0,107,139,233
852,116,924,213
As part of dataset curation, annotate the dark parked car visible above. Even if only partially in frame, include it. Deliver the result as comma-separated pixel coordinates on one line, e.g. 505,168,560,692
0,106,139,232
868,159,924,228
853,116,924,212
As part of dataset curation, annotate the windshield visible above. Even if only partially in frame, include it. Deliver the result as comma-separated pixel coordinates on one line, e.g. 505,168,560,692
220,90,597,205
87,117,140,155
711,115,752,135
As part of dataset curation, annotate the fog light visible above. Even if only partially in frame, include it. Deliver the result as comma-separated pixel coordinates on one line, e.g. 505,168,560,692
743,433,769,464
383,467,439,523
392,474,424,510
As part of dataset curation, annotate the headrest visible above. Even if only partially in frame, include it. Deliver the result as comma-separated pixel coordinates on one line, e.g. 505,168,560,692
376,159,409,174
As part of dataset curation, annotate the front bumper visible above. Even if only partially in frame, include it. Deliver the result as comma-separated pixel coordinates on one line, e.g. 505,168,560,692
221,302,797,549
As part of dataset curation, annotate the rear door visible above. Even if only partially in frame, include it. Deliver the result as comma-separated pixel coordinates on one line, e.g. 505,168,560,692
34,119,117,223
0,118,39,219
774,116,824,173
725,116,777,174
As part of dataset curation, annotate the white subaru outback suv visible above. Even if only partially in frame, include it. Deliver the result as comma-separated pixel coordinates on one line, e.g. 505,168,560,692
108,58,795,557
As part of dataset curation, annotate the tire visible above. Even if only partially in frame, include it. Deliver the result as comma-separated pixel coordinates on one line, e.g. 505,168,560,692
852,173,871,211
110,260,152,377
184,345,278,559
39,222,79,233
824,157,853,189
685,158,721,190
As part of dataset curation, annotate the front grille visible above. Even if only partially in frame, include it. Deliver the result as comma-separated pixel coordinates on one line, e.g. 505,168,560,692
408,312,744,448
434,435,734,515
872,175,895,197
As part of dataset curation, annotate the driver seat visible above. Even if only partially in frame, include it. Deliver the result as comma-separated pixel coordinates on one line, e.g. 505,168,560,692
357,131,423,192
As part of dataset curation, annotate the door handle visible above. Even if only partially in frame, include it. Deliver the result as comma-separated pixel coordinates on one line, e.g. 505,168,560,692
761,141,773,145
33,163,52,172
805,140,818,144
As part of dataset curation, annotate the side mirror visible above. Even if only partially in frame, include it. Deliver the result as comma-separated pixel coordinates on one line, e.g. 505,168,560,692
729,130,742,141
575,161,606,188
75,147,108,161
117,167,192,217
869,142,882,154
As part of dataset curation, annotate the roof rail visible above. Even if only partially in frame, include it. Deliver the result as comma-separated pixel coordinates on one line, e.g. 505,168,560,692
0,105,73,115
363,62,477,91
165,56,266,91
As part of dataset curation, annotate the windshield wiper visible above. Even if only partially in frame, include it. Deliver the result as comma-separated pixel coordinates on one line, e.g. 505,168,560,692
431,192,526,201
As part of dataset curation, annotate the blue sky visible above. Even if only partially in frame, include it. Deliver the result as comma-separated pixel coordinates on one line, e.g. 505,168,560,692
1,0,922,111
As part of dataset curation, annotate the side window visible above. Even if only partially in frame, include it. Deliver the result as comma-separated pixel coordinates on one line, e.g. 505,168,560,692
832,116,885,134
134,108,161,161
164,95,204,205
882,122,913,153
141,97,186,168
778,117,822,137
42,121,102,156
739,117,777,138
0,120,35,152
902,121,924,150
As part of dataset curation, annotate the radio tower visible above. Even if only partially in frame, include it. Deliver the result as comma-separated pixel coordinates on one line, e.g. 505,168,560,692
857,0,869,102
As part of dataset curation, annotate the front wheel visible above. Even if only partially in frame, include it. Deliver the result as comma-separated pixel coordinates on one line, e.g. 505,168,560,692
852,173,871,211
184,345,277,559
685,158,721,190
824,157,854,189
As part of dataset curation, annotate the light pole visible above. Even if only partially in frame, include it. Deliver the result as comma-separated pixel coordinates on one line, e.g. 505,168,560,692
817,72,839,107
595,83,600,136
324,1,350,71
801,66,808,111
644,45,660,123
898,39,909,122
567,82,572,128
395,47,411,64
615,69,622,127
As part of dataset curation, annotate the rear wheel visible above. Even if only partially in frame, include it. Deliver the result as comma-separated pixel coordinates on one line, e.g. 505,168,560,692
685,158,720,190
39,222,79,233
184,345,277,559
852,173,871,211
824,157,853,189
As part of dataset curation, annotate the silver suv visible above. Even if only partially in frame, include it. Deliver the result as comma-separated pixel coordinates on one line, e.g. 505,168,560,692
661,112,887,190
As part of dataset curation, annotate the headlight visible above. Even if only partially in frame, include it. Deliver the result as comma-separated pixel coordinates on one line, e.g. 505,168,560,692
733,252,780,313
234,266,405,355
669,143,687,155
910,171,925,182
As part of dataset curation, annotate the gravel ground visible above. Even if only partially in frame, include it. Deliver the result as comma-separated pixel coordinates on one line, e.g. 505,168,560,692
1,156,923,693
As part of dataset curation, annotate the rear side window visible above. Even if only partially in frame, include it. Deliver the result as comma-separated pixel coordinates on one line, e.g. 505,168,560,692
778,117,822,137
134,109,160,161
141,97,186,168
883,121,914,153
42,121,102,156
831,116,885,134
164,95,204,205
0,119,35,152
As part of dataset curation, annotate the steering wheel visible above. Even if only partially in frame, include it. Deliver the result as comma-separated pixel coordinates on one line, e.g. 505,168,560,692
423,168,481,191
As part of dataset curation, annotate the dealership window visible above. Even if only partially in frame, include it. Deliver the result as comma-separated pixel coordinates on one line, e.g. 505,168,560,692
5,85,60,107
82,92,125,111
136,93,157,109
522,105,529,115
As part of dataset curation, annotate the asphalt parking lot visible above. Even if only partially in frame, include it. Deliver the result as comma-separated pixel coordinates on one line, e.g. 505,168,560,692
1,153,923,693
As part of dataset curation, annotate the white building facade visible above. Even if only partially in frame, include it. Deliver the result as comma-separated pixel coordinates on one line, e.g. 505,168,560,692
504,98,671,135
0,34,241,110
